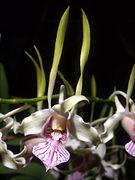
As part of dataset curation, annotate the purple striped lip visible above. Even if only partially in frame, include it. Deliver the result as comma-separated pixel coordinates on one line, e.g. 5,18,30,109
32,131,70,170
125,140,135,156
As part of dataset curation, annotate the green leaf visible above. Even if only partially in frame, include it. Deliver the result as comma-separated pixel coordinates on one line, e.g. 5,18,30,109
18,162,55,180
25,51,41,94
75,9,90,95
47,6,69,108
0,63,10,113
9,175,35,180
34,46,46,110
0,162,55,180
7,137,22,146
34,46,46,96
0,164,14,174
25,46,46,110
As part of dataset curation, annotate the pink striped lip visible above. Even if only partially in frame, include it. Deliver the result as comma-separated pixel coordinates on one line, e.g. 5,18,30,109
32,131,70,170
125,140,135,157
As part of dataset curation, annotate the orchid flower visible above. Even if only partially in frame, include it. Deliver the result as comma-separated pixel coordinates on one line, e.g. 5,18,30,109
66,143,126,180
115,65,135,157
14,85,100,171
12,7,100,171
101,65,135,156
94,144,126,180
0,132,26,169
0,105,30,169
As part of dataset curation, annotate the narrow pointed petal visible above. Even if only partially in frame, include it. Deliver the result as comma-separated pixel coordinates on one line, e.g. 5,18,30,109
33,141,70,170
0,115,13,139
125,140,135,156
101,112,125,143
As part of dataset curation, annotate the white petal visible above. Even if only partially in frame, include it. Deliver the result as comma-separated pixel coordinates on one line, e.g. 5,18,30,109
65,134,81,150
0,114,13,138
52,95,88,113
15,109,51,135
101,112,125,143
0,132,26,169
93,143,106,159
69,114,100,145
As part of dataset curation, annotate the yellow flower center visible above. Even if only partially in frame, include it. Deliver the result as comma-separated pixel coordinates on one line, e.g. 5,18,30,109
51,112,67,131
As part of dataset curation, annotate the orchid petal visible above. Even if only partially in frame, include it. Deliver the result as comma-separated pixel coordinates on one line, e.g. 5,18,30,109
125,140,135,156
94,143,106,159
65,134,81,150
0,105,30,123
0,132,26,169
14,109,51,135
101,161,117,179
121,116,135,137
114,96,125,113
20,135,46,163
60,95,88,113
52,95,88,115
69,114,100,145
58,85,65,104
33,141,70,171
0,114,13,139
101,112,125,143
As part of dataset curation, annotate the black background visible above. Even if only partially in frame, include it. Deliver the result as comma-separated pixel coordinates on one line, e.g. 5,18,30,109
0,0,135,98
0,1,135,179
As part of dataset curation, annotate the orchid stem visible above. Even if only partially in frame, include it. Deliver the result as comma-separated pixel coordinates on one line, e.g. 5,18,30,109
0,95,114,105
0,94,59,104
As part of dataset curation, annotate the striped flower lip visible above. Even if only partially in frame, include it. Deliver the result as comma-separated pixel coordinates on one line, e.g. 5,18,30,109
125,140,135,156
32,131,70,171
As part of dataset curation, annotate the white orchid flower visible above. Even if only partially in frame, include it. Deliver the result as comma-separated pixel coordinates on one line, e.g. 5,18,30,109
14,85,100,171
0,105,30,169
101,65,135,157
0,132,26,169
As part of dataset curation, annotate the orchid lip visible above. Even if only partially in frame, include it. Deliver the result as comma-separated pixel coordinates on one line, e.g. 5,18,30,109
32,131,70,170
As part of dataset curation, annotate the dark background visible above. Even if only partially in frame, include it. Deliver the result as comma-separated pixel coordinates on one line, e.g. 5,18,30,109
0,0,135,98
0,1,135,179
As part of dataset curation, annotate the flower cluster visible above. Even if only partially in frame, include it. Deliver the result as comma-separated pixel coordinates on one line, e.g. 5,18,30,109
0,6,135,180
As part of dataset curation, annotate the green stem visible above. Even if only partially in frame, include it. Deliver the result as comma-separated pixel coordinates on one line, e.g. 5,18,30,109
0,95,114,105
0,94,59,104
87,96,114,104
